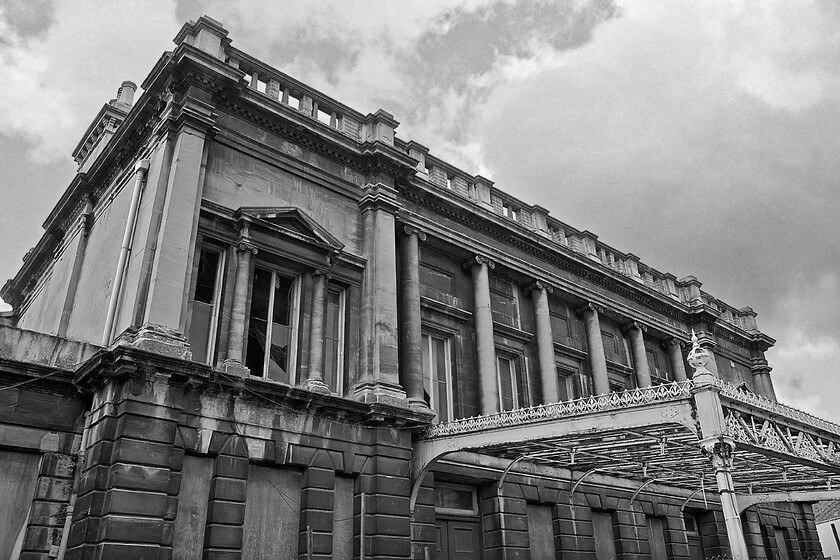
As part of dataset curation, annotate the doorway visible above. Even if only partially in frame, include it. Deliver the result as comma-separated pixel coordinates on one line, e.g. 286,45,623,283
435,518,481,560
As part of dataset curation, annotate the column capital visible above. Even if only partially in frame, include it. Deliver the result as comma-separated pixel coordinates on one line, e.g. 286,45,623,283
312,268,332,279
235,240,257,255
463,254,495,271
662,336,685,351
525,280,554,295
750,362,772,376
401,224,427,241
576,302,603,316
622,321,647,334
701,437,736,470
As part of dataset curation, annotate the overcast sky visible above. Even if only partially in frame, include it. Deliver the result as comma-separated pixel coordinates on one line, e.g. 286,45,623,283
1,0,838,421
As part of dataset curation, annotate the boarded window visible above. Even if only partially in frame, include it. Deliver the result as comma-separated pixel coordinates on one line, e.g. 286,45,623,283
647,516,668,560
172,455,214,560
333,476,354,560
0,451,41,558
242,466,302,560
419,262,457,306
592,511,618,560
527,503,555,558
489,277,519,328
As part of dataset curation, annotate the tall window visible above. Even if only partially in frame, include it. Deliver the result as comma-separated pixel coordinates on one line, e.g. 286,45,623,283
422,333,453,422
490,277,519,328
419,262,456,306
323,287,345,393
188,246,226,364
245,267,300,383
497,353,528,411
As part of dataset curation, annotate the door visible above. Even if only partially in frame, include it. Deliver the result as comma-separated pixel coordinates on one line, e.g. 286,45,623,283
436,519,481,560
647,516,668,560
592,511,618,560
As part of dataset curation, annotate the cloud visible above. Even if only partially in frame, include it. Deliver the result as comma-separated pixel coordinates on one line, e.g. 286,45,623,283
0,1,181,162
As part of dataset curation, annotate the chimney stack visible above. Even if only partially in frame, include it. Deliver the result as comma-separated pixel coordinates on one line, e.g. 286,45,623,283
115,81,137,109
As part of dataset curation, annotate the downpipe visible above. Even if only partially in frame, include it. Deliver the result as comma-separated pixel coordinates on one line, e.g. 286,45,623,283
101,159,150,346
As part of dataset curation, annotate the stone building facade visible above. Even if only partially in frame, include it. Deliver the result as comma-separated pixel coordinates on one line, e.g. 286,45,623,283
1,16,838,560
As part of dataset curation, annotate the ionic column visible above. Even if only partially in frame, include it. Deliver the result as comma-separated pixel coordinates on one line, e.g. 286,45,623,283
624,321,652,388
221,232,256,374
301,270,331,394
704,440,750,560
528,281,559,403
466,255,498,415
398,226,429,411
580,303,609,395
665,338,688,381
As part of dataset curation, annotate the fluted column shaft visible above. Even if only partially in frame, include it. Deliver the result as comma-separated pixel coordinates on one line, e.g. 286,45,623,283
581,304,610,395
626,322,652,388
469,256,498,415
667,339,688,382
307,271,328,381
399,227,427,410
226,241,255,363
531,283,559,403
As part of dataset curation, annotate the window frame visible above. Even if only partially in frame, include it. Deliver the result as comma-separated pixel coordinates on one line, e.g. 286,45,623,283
496,351,529,411
421,330,455,423
489,277,520,328
187,242,227,365
323,284,346,394
245,264,303,383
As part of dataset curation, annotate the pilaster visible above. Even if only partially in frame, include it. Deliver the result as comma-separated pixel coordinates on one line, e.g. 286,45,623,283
203,437,249,560
479,484,530,560
298,466,336,560
353,182,407,406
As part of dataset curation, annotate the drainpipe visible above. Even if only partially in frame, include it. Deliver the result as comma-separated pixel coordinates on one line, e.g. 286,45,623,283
57,411,91,560
102,159,150,346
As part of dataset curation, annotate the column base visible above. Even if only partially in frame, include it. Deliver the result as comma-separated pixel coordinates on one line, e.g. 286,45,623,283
218,358,251,377
113,323,192,360
408,397,434,415
351,382,408,408
298,377,332,395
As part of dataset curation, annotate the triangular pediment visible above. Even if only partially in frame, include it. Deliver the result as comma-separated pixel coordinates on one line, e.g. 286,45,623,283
236,206,344,252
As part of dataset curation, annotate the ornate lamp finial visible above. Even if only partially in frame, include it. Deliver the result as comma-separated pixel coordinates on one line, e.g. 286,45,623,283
687,330,712,378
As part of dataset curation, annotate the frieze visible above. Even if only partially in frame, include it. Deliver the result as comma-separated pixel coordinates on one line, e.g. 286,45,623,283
400,185,687,323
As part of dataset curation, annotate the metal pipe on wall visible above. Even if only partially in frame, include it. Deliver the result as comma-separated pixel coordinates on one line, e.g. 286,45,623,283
101,159,150,346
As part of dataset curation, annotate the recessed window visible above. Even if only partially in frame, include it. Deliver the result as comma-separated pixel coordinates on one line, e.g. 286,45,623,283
422,333,454,422
323,286,345,393
557,366,591,401
245,267,301,383
188,245,226,364
419,262,456,305
497,353,528,411
435,484,477,515
489,277,519,328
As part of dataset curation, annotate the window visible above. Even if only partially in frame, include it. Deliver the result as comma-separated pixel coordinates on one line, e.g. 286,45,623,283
422,333,453,422
323,287,345,393
502,202,519,221
435,484,477,515
245,267,301,383
489,277,519,328
557,366,591,401
419,262,457,306
647,348,671,383
497,353,528,411
601,330,627,365
188,246,226,364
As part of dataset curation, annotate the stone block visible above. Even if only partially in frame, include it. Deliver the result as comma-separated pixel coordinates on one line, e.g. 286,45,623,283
299,508,333,530
111,439,178,469
98,516,164,544
103,488,167,517
206,500,246,525
364,513,411,538
204,523,243,549
107,463,172,492
303,466,336,490
115,414,177,444
39,452,76,478
209,476,247,502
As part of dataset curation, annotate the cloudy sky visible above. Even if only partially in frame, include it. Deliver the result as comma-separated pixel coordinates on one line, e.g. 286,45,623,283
1,0,838,421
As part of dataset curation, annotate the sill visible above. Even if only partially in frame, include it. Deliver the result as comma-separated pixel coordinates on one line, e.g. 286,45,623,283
493,322,533,344
420,295,471,321
553,341,587,360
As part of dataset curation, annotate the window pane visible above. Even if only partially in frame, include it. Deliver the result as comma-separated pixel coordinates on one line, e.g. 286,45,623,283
435,485,475,512
323,289,341,392
245,268,273,376
433,337,448,421
498,357,515,411
189,249,222,364
194,249,220,304
267,275,295,383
